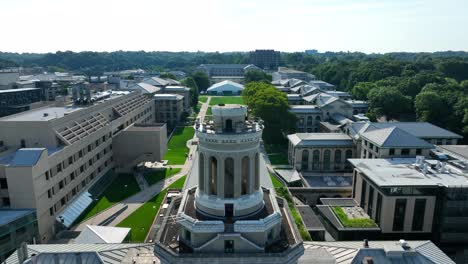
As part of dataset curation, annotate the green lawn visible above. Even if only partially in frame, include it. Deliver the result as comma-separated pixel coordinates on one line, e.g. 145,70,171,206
270,173,284,188
332,206,378,228
206,107,212,116
144,168,181,186
199,96,208,103
117,176,186,242
163,127,195,165
75,173,141,223
209,96,244,106
268,154,289,165
275,187,312,241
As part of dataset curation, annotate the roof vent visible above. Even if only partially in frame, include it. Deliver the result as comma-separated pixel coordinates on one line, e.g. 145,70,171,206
43,113,49,117
363,239,369,248
399,239,410,249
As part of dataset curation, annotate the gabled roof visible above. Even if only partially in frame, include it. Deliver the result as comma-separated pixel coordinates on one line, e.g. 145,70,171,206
288,133,354,147
207,80,244,91
143,77,169,87
75,225,130,244
289,105,322,114
10,148,45,166
128,82,160,94
360,126,433,148
316,93,341,107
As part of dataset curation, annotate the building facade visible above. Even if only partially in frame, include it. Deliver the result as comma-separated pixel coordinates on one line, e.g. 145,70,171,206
0,209,38,262
0,88,42,117
249,49,280,70
0,91,160,242
154,94,184,129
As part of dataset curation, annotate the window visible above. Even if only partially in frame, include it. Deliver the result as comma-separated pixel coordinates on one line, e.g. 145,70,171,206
68,156,73,165
60,197,66,206
312,150,320,170
345,150,353,169
88,145,92,152
20,139,26,148
0,178,8,189
224,240,234,253
184,229,191,242
56,163,62,173
412,199,426,231
360,180,367,207
70,172,75,181
2,197,10,206
49,207,54,216
334,150,342,170
80,165,84,173
48,189,52,198
301,150,309,171
199,153,205,191
389,149,395,155
375,193,382,224
78,150,83,158
241,156,250,195
45,171,50,180
436,139,443,145
367,186,374,217
393,199,407,231
416,149,422,155
89,159,93,166
401,149,410,156
59,180,64,190
323,150,331,170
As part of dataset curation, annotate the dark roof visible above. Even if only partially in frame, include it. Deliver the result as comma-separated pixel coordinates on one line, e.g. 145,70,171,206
296,205,325,231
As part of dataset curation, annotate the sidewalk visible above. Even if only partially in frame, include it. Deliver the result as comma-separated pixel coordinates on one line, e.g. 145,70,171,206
72,98,209,231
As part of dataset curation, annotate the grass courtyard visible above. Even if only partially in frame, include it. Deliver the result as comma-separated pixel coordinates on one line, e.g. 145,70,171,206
265,143,289,165
206,107,212,116
117,176,186,242
198,96,208,103
144,168,181,186
209,96,245,106
163,126,195,165
75,173,141,223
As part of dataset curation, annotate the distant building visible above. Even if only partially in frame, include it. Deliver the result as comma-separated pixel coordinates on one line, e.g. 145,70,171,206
127,82,161,94
0,69,20,89
197,64,261,83
206,80,244,95
249,49,280,70
154,94,184,129
272,67,315,82
305,49,318,55
0,209,38,262
0,88,42,117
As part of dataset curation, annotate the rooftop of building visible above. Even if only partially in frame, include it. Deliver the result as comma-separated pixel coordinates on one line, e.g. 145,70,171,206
288,133,354,147
0,209,36,226
289,105,322,114
128,82,161,94
0,87,40,94
207,80,244,91
437,145,468,160
303,175,353,188
154,93,184,100
274,169,301,184
349,158,468,188
74,225,130,244
347,121,463,140
360,126,434,148
277,67,307,74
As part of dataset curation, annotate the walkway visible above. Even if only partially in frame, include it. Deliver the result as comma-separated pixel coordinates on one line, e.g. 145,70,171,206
72,97,210,231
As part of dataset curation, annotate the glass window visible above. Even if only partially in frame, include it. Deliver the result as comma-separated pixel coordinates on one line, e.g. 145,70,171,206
224,240,234,253
389,149,395,155
312,150,320,170
323,150,331,170
375,193,382,224
393,199,407,231
412,199,426,231
301,150,309,171
360,180,367,208
367,186,374,217
416,149,422,155
241,156,250,195
199,153,204,192
334,150,342,170
224,158,234,198
345,150,353,169
401,149,410,155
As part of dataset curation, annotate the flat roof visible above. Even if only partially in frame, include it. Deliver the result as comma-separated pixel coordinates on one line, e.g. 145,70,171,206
0,88,40,93
0,106,84,121
288,133,354,147
289,105,322,114
304,175,353,188
438,145,468,160
349,158,468,187
0,209,35,226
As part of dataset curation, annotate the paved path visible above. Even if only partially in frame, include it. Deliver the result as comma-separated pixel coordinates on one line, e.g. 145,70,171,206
72,98,210,231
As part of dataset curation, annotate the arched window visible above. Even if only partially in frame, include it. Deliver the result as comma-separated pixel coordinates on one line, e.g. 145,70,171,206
209,157,217,195
225,119,233,132
334,150,342,170
199,153,205,191
315,116,321,122
301,150,309,171
255,153,260,190
312,150,320,170
224,158,234,198
345,150,353,169
307,116,313,126
323,150,331,171
241,156,250,195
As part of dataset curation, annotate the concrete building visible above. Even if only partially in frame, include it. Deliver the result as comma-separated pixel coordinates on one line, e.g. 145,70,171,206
0,88,43,117
288,133,356,172
0,91,165,243
0,69,20,89
206,80,244,95
349,157,468,246
0,209,38,262
162,86,191,113
154,104,304,264
198,64,261,78
127,82,161,94
154,94,184,129
249,49,280,70
272,67,315,82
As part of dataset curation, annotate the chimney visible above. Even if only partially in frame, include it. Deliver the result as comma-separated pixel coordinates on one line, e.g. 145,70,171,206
363,239,369,248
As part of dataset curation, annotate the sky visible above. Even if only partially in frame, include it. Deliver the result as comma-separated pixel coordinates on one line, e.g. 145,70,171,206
1,0,467,54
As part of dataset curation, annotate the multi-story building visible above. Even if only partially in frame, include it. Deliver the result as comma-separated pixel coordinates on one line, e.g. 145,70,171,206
0,69,20,89
288,133,356,172
162,86,191,113
155,105,304,263
0,91,163,243
249,49,280,70
272,67,315,82
197,64,262,83
349,156,468,246
0,209,39,262
0,88,43,117
154,94,184,129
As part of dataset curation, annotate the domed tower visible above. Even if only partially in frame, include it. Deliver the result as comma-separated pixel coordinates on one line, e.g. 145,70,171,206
155,104,304,264
195,104,264,218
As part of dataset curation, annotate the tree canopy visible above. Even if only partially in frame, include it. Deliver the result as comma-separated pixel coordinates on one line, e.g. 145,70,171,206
191,71,210,92
244,70,272,84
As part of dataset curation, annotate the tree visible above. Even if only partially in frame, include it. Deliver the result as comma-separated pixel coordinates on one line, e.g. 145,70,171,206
350,82,377,100
414,91,448,125
191,71,210,92
244,70,272,83
159,72,177,80
182,77,199,107
242,82,296,143
367,87,412,120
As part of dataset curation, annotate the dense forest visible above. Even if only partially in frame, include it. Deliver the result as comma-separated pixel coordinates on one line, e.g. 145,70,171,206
1,50,467,140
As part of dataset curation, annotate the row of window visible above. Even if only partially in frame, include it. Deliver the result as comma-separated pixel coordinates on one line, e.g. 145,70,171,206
301,149,353,171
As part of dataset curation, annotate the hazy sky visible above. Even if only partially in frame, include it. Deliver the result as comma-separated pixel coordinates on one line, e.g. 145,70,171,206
1,0,467,53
